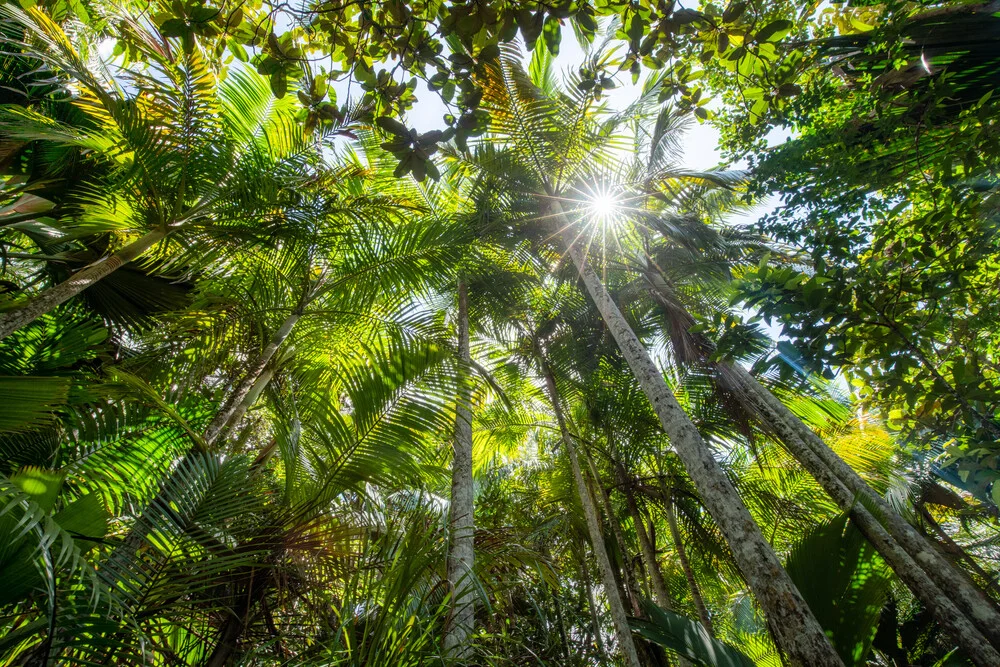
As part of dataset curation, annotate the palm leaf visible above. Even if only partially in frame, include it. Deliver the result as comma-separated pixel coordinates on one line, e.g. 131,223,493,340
628,599,755,667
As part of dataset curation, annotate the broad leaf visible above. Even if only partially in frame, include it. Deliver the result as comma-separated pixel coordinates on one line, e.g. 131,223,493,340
629,600,755,667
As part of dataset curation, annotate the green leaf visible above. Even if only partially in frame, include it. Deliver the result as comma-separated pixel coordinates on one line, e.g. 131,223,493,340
10,466,66,513
0,376,71,433
723,1,746,23
52,493,108,554
159,17,189,37
542,16,561,56
376,116,410,137
270,71,287,98
189,6,217,23
629,600,755,667
785,513,892,666
755,19,793,43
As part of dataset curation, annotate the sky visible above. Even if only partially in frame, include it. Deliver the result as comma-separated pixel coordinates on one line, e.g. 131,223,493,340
397,34,726,172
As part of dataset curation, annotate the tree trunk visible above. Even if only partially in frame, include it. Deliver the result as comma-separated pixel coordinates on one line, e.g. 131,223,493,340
445,278,476,658
0,228,167,340
624,484,672,611
664,497,713,636
644,278,1000,662
583,448,643,616
580,550,610,664
546,549,571,661
551,203,843,667
918,504,1000,596
218,368,275,445
203,309,304,446
542,364,643,667
726,364,1000,664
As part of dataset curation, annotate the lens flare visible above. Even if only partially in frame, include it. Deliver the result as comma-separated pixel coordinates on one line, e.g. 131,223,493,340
586,186,621,226
590,194,617,218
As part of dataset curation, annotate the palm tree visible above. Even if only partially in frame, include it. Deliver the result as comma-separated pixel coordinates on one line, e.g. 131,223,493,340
458,39,1000,664
0,92,476,662
444,276,476,657
625,114,1000,661
0,6,349,340
453,44,843,666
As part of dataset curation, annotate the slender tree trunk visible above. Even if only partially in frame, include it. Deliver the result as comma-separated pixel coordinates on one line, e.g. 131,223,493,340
664,497,713,636
218,368,275,444
203,308,304,446
726,364,1000,664
918,504,1000,596
580,550,610,664
0,228,167,340
644,280,1000,662
445,279,476,658
624,485,671,611
583,448,643,616
551,204,843,667
204,566,275,667
546,554,571,661
542,364,643,667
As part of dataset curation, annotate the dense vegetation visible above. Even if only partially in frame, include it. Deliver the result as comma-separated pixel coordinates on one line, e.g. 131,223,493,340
1,0,999,665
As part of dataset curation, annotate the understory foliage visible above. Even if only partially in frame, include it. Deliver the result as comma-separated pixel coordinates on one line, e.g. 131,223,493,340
1,1,999,666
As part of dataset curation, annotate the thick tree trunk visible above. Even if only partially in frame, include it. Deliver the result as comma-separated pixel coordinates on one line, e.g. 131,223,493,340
543,365,643,667
664,497,713,636
726,365,1000,665
445,279,476,658
552,204,843,667
0,228,167,340
644,279,1000,662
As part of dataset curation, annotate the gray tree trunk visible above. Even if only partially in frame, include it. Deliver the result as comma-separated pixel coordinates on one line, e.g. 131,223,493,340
644,276,1000,662
745,366,1000,639
624,485,672,611
445,279,476,658
580,550,610,664
552,203,843,667
203,308,303,447
665,497,713,636
727,365,1000,665
218,367,274,443
583,448,643,616
543,365,643,667
0,228,167,340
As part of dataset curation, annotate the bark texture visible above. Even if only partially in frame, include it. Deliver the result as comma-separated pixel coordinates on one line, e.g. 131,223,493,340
553,202,843,667
645,277,1000,661
625,486,672,611
584,450,643,616
728,365,1000,665
0,228,167,340
543,365,643,667
445,279,476,658
749,369,1000,645
203,309,303,446
665,497,713,636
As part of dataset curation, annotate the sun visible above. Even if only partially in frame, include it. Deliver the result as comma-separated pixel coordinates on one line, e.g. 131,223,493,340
590,193,618,218
584,185,622,226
